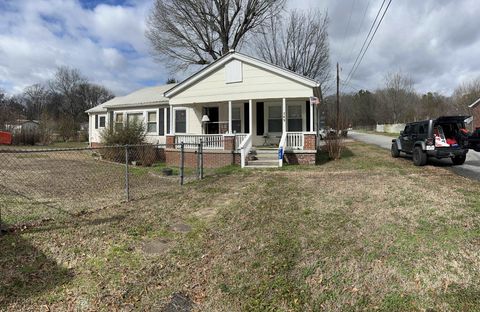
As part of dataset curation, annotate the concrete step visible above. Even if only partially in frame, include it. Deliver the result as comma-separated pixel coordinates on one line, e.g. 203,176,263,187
244,164,279,168
254,154,278,160
248,159,279,166
254,149,278,154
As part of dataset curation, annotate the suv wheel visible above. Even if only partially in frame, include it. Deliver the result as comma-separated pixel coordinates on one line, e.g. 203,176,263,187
391,143,400,158
412,146,427,166
451,155,466,165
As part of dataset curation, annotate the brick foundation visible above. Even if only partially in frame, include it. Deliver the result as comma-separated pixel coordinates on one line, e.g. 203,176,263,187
303,133,316,150
165,148,240,168
284,151,316,165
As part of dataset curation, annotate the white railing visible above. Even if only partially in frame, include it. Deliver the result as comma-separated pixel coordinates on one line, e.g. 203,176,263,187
278,132,287,167
175,134,224,149
286,132,304,150
235,133,247,150
239,133,253,168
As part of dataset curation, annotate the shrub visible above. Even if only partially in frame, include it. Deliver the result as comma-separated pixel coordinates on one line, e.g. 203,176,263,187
12,129,41,145
323,134,344,160
100,120,146,146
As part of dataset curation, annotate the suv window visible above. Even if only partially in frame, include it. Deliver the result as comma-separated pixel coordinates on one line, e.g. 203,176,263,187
418,124,426,134
404,125,411,134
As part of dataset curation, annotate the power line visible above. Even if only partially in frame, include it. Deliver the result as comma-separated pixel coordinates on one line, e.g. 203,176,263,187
346,0,393,85
338,0,357,63
344,0,388,84
345,0,371,66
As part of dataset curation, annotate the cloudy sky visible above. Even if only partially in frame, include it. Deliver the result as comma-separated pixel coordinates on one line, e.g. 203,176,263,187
1,0,480,97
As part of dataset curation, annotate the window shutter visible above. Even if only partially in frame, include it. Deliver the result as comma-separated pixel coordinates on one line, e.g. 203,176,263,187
256,102,264,135
166,107,170,134
306,101,310,132
159,108,165,136
95,115,98,129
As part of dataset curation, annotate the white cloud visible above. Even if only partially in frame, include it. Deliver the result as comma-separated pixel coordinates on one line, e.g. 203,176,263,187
0,0,166,96
2,0,480,97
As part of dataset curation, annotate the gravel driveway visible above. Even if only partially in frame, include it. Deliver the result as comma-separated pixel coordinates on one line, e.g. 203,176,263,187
350,131,480,181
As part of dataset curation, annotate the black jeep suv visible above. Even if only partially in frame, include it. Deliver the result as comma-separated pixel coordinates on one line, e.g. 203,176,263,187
391,116,470,166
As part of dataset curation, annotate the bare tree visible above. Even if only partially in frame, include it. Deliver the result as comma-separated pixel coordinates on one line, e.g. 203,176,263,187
145,0,286,69
76,83,114,110
452,78,480,115
49,66,88,119
23,84,48,120
253,9,330,87
381,72,416,123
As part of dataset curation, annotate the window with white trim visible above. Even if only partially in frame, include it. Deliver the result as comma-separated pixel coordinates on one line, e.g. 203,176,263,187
115,113,124,131
127,113,143,126
175,109,186,133
232,107,241,133
99,116,106,128
147,112,157,133
268,105,282,132
288,105,302,131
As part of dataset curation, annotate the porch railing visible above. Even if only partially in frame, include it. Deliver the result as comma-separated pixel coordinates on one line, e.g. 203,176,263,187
175,134,224,149
235,133,247,150
286,132,304,150
239,133,253,168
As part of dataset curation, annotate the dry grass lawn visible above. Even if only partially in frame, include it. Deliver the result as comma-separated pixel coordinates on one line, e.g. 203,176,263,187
1,142,480,311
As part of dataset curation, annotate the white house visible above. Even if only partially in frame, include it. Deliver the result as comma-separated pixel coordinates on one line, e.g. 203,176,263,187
87,51,321,168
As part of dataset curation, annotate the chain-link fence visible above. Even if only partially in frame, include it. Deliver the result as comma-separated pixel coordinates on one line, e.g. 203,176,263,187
0,143,203,232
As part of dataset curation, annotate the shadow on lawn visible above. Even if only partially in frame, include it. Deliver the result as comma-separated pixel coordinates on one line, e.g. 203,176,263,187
315,147,355,165
0,232,73,306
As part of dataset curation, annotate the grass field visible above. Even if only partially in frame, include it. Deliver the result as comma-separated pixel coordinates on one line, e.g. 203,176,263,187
1,142,480,311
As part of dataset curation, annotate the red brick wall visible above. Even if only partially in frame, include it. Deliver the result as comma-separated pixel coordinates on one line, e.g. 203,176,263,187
304,134,316,150
224,135,235,151
473,105,480,129
166,135,175,148
165,148,240,168
284,152,316,165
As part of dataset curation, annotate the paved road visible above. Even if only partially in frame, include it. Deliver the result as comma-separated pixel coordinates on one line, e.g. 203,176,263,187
350,131,480,181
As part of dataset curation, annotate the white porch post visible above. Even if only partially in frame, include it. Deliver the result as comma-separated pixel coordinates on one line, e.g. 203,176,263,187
249,99,253,134
228,101,232,133
169,105,174,134
310,102,314,132
282,98,287,133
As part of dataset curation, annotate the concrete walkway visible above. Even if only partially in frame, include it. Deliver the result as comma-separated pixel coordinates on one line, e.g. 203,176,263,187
350,131,480,182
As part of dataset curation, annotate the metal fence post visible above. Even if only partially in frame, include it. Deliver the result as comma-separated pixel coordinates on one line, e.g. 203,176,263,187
199,139,204,179
125,145,130,201
180,142,185,185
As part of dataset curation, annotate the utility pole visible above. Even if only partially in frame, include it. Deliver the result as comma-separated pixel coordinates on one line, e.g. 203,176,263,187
336,62,340,132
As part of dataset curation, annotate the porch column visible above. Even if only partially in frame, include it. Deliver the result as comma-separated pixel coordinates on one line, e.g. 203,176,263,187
310,102,314,132
282,98,287,133
228,101,232,133
248,99,253,134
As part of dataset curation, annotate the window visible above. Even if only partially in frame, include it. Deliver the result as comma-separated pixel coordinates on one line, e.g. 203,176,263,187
232,107,241,133
175,109,186,133
147,112,157,133
115,113,124,131
127,113,143,126
268,105,282,132
159,108,165,136
288,105,302,131
99,116,106,128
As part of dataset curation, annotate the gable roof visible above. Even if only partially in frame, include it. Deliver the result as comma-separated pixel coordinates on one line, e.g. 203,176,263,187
86,84,176,114
469,97,480,108
164,51,320,98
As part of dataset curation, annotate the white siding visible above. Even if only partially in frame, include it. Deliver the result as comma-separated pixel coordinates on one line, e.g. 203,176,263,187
88,107,168,145
169,60,314,105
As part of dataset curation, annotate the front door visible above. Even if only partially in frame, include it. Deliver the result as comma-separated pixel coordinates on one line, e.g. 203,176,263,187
203,107,219,134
